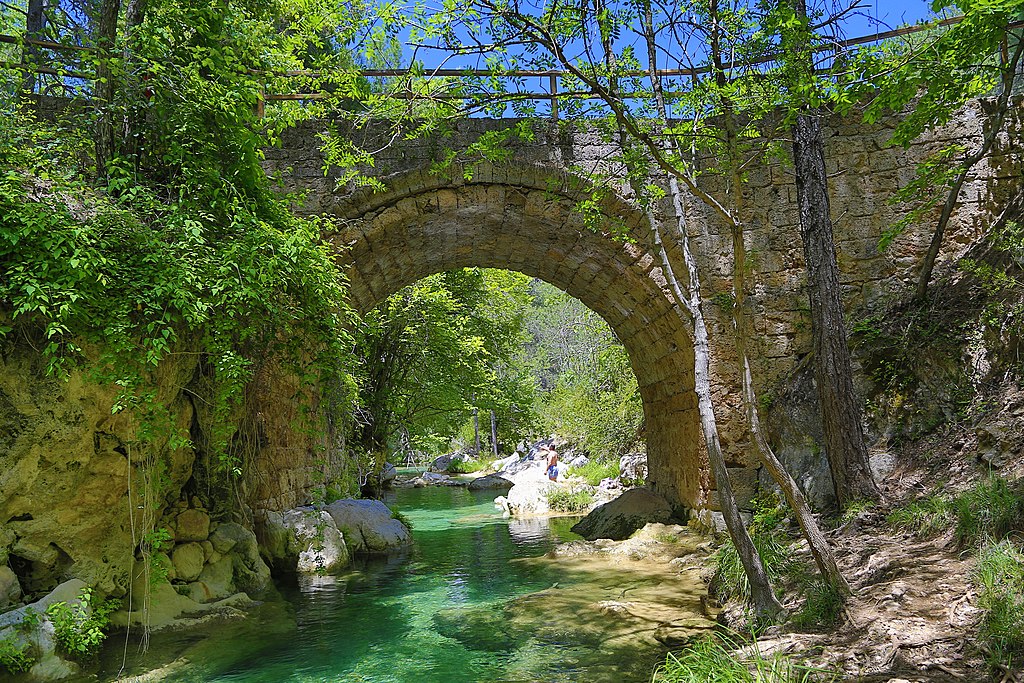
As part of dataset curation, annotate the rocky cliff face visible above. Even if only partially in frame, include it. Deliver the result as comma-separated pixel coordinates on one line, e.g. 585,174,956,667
0,337,353,679
0,345,197,601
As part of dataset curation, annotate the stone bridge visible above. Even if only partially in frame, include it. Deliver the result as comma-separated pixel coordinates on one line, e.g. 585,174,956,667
264,102,1021,513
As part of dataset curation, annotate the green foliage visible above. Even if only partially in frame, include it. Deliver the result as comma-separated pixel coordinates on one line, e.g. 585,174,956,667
711,496,794,603
654,633,835,683
352,268,537,460
45,588,119,660
447,458,488,474
545,486,594,514
570,459,620,486
952,476,1024,546
526,281,642,461
1,0,364,506
0,636,34,674
886,494,954,537
853,2,1024,147
975,539,1024,669
390,509,413,530
792,580,844,629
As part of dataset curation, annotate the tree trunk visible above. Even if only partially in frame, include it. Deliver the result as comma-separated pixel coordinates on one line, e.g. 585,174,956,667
792,112,879,506
714,77,850,593
472,394,480,455
489,410,498,457
629,0,783,621
94,0,122,181
23,0,46,94
121,0,148,164
654,187,785,621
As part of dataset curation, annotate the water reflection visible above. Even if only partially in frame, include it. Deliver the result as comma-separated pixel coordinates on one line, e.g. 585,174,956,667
93,486,710,683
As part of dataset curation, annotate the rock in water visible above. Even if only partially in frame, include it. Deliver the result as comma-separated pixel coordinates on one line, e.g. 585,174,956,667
571,488,674,540
282,509,349,573
468,474,514,491
325,500,412,554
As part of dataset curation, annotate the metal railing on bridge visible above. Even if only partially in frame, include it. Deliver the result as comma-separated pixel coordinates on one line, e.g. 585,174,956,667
0,16,1018,120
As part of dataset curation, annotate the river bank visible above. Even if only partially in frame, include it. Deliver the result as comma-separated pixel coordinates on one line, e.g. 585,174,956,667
83,483,714,683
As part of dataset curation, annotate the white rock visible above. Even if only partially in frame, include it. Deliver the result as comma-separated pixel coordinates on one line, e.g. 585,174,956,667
325,500,412,554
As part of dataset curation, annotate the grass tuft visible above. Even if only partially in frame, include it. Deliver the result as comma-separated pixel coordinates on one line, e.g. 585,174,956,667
953,476,1024,546
710,495,794,603
792,580,844,629
654,633,836,683
886,494,953,537
447,458,488,474
570,459,620,486
975,539,1024,669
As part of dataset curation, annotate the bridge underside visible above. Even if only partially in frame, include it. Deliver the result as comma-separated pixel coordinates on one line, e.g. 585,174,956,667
328,166,710,511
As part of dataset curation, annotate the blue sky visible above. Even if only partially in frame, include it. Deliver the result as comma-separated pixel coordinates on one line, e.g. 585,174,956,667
844,1,939,35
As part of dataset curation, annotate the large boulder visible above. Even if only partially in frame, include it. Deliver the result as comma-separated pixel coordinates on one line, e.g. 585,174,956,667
468,474,513,491
209,523,271,594
325,500,412,554
570,488,674,540
429,451,469,473
501,477,554,517
175,508,211,542
280,509,349,573
171,542,206,582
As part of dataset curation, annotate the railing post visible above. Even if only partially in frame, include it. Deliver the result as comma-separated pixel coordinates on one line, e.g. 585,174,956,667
549,73,558,121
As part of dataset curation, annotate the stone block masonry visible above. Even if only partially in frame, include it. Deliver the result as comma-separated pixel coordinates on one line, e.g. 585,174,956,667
263,98,1023,512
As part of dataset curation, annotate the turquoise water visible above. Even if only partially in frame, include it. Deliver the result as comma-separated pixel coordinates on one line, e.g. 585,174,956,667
96,484,698,683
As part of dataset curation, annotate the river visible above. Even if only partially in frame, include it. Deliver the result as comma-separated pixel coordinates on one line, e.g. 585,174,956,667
95,481,710,682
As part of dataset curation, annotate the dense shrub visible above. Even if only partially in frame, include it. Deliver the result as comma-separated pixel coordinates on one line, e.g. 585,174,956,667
570,459,620,486
546,486,594,514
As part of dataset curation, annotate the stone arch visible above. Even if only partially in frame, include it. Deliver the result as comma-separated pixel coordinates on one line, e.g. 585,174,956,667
326,163,707,510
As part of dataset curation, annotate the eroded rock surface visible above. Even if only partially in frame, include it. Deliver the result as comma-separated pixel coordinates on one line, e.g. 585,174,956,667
571,488,674,541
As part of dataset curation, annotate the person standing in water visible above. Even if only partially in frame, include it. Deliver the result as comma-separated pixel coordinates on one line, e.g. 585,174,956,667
545,444,559,481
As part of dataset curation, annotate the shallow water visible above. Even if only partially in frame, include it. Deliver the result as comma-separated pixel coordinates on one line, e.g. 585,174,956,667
96,482,707,683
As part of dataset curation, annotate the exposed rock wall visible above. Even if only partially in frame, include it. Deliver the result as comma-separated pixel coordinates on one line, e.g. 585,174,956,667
0,339,346,618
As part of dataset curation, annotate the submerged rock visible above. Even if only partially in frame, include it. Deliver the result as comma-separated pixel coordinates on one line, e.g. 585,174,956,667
571,488,674,540
325,499,412,554
433,607,528,652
